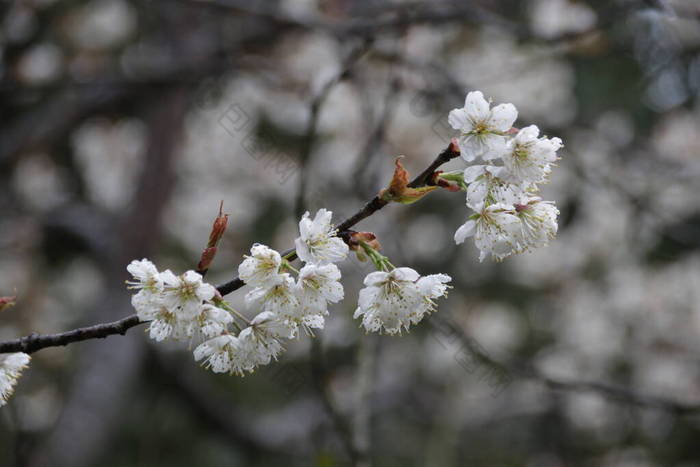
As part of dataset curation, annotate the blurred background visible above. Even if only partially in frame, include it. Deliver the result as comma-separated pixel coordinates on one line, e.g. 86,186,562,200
2,0,700,465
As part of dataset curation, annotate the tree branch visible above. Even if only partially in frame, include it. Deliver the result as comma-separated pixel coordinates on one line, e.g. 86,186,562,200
0,315,141,354
0,141,461,354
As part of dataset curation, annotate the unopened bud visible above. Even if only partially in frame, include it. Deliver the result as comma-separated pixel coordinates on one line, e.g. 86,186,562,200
432,170,467,192
344,231,382,262
0,296,16,313
207,201,229,248
197,247,218,273
347,231,381,252
197,201,229,275
379,157,437,204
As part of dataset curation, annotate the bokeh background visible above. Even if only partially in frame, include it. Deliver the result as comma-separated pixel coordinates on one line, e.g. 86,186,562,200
2,0,700,466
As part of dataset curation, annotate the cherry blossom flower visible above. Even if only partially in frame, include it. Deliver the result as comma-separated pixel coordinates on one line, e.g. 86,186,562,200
160,270,216,319
354,268,451,335
0,353,30,407
514,197,559,251
417,274,452,313
193,334,249,375
237,311,288,367
295,263,344,331
126,259,164,320
454,203,522,261
197,303,234,339
463,164,524,210
500,125,562,184
448,91,518,161
245,274,300,333
295,209,348,265
238,244,283,288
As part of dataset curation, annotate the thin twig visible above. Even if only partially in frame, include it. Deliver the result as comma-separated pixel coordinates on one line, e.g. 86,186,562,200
454,328,700,416
294,41,373,220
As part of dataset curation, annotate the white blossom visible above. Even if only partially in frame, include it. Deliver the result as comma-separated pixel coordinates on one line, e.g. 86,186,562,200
126,259,164,320
197,303,234,339
295,263,344,331
238,244,283,288
160,270,216,319
417,274,452,303
237,311,287,367
145,309,174,341
354,268,451,335
245,274,300,333
454,203,521,261
464,164,524,210
448,91,518,161
295,208,348,265
0,353,30,407
514,197,559,251
194,334,250,375
450,91,563,260
500,125,562,184
141,305,186,342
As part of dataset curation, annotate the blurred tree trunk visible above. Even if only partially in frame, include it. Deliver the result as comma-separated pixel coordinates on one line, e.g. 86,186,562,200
29,87,185,467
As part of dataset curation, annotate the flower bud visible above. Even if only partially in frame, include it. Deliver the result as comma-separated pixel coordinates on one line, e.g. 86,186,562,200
197,201,229,275
346,231,382,260
207,201,229,249
0,296,16,313
430,170,465,192
379,157,437,204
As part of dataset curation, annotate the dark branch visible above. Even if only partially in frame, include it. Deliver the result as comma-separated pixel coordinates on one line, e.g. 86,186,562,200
0,141,461,353
0,315,142,354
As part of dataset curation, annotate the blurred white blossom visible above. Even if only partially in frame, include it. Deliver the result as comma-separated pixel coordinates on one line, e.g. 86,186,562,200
0,353,30,407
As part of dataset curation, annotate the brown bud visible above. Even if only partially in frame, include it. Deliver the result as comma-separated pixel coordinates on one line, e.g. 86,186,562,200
378,157,437,204
347,231,381,252
0,296,17,313
197,201,229,275
207,200,229,248
197,247,218,273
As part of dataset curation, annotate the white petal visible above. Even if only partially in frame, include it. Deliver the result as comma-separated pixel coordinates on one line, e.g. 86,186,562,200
454,220,476,244
363,271,389,286
448,108,471,131
463,165,486,184
488,103,518,132
464,91,490,121
390,267,420,282
516,124,539,143
481,135,508,160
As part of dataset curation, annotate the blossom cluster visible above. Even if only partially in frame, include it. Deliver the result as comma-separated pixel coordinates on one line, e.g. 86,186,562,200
354,268,451,335
448,91,562,261
0,90,560,405
126,209,451,376
0,352,30,407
